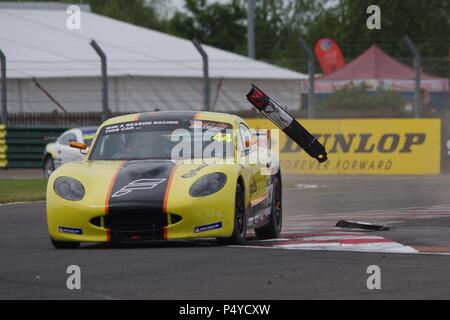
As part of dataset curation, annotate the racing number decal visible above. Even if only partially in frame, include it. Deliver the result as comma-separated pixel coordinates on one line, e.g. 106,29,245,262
212,132,232,143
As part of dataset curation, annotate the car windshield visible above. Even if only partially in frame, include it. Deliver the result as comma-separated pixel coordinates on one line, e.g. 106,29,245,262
88,119,234,161
83,136,94,147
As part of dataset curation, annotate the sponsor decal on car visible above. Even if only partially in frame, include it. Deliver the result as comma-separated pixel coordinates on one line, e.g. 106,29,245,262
194,222,222,233
104,120,180,134
189,120,229,131
111,178,166,198
58,226,83,235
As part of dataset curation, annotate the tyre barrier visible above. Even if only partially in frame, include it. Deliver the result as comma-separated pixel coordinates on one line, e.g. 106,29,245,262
0,125,6,168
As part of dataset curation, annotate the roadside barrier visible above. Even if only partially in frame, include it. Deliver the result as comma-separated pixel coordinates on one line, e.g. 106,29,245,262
442,116,450,173
0,118,444,174
4,127,67,168
0,125,6,168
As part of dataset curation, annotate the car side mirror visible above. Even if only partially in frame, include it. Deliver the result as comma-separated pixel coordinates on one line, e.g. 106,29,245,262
69,141,87,150
244,137,251,148
244,136,257,148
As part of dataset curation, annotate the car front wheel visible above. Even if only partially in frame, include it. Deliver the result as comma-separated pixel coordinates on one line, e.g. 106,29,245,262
217,184,246,245
255,173,282,239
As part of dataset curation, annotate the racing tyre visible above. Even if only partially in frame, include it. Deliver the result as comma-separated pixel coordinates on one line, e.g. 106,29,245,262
217,184,246,245
255,172,282,240
43,156,55,179
50,238,80,249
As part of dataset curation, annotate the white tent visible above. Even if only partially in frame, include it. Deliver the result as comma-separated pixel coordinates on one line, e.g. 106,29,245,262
0,2,307,113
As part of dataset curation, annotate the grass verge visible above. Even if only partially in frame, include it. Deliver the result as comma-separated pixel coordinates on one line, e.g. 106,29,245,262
0,179,47,204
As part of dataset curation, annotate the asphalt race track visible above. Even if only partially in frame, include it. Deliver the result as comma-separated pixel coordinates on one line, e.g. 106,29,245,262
2,175,450,299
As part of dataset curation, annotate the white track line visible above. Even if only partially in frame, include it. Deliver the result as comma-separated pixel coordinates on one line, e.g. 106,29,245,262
0,200,45,206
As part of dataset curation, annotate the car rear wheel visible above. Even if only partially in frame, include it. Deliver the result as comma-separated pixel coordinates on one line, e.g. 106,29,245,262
255,173,282,240
50,238,80,249
217,184,246,245
43,156,55,179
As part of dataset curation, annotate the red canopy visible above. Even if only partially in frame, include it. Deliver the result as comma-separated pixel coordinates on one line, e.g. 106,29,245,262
320,44,439,80
311,44,448,93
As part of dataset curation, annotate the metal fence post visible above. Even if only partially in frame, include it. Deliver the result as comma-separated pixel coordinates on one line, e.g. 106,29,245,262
192,39,210,111
0,50,7,124
90,40,110,121
405,36,421,118
300,39,315,119
247,0,255,59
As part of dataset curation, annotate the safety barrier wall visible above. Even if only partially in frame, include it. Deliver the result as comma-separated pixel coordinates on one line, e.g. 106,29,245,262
3,127,67,168
0,119,444,173
0,125,6,168
246,118,441,175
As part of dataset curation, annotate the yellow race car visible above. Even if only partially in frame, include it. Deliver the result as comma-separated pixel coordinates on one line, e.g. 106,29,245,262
46,111,282,248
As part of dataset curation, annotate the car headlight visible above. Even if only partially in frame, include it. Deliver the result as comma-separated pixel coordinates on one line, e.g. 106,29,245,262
54,177,85,201
189,172,227,197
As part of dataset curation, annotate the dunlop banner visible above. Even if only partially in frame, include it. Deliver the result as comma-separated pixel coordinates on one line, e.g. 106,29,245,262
246,119,441,175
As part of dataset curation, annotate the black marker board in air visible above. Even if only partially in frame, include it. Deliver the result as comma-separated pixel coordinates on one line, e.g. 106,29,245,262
246,84,328,163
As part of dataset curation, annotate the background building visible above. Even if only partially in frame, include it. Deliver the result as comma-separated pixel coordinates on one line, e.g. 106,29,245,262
0,2,307,114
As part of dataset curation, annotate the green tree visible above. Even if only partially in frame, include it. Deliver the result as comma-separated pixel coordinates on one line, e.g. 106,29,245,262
307,0,450,76
166,0,324,73
86,0,169,31
255,0,327,72
167,0,247,54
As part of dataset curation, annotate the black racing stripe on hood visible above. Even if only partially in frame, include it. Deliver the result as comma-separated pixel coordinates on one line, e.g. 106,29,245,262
104,112,199,241
104,111,197,241
105,160,176,240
